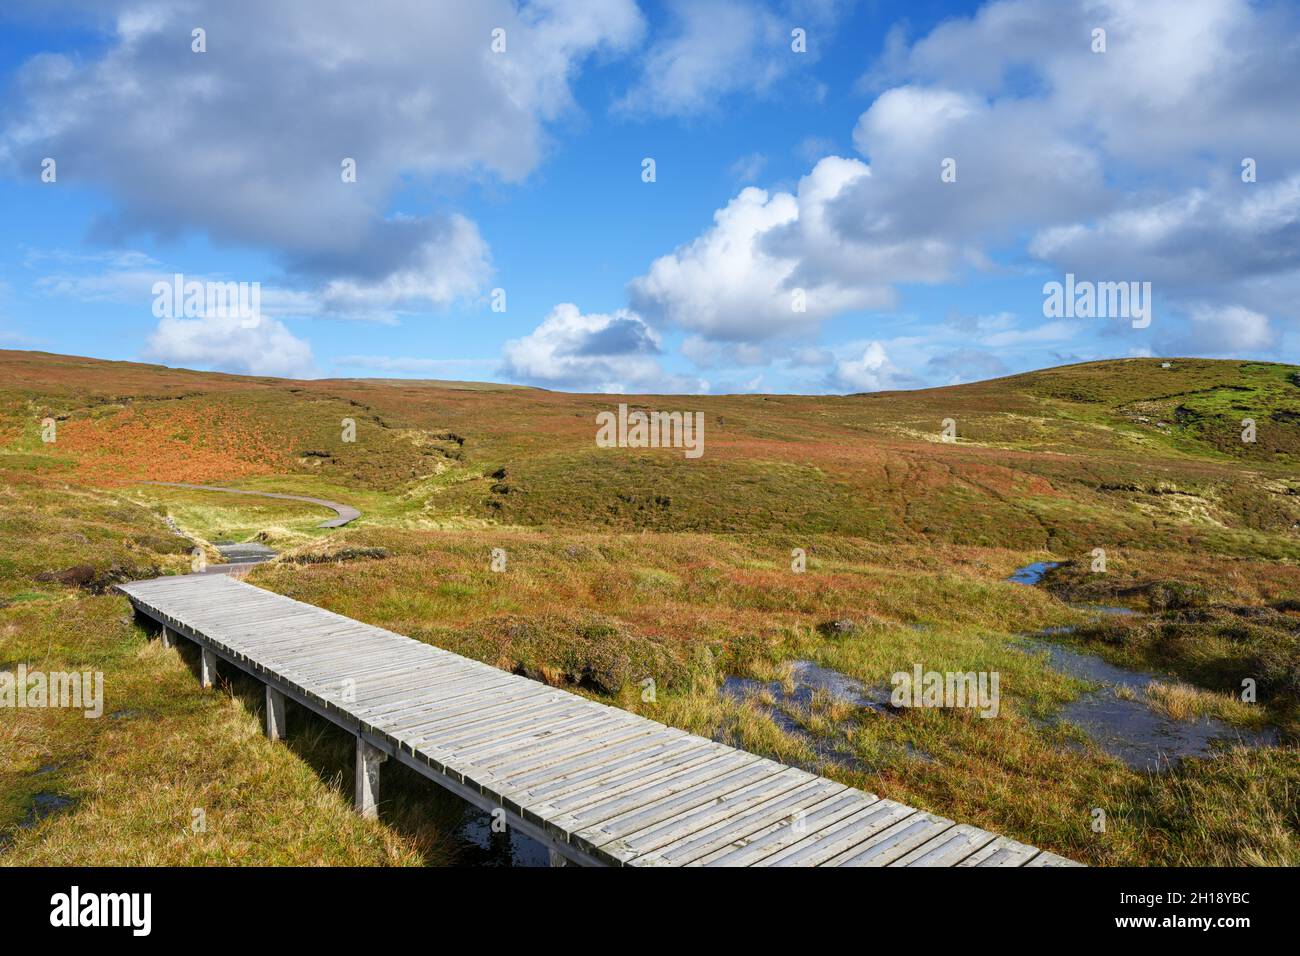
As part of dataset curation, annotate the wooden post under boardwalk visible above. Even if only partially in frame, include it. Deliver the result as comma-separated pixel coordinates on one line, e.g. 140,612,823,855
200,647,217,689
266,686,286,741
355,739,385,820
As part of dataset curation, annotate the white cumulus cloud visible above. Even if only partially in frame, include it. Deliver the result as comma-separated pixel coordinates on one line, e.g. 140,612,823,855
1158,304,1276,356
828,342,905,393
628,156,886,342
145,313,317,379
615,0,842,117
501,303,706,393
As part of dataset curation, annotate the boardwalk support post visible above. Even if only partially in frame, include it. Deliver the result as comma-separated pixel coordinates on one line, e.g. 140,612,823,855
200,647,217,689
356,738,386,819
161,626,175,649
549,849,570,868
266,686,286,741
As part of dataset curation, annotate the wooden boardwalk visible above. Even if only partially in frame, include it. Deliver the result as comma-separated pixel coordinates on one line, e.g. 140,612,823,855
118,574,1079,868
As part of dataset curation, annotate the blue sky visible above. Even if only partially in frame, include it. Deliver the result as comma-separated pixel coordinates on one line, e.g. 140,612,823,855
1,0,1297,393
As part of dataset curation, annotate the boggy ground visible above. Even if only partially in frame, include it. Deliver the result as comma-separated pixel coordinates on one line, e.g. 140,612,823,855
2,351,1298,866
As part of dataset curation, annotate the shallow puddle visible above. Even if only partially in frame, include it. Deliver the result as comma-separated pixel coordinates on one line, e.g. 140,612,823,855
0,791,79,851
456,809,550,867
1008,562,1279,769
1008,562,1136,616
720,660,893,720
1022,637,1279,770
1007,561,1060,585
27,792,76,820
719,661,906,772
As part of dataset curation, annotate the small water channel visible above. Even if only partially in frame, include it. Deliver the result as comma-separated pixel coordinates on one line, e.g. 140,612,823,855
1007,561,1060,585
1009,562,1280,769
719,660,924,772
1020,637,1278,769
0,792,78,852
722,660,893,719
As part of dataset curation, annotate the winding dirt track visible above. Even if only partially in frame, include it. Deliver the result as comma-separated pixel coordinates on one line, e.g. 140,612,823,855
141,482,361,528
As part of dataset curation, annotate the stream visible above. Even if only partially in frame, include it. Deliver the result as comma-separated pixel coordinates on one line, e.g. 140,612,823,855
1008,562,1280,770
712,561,1281,784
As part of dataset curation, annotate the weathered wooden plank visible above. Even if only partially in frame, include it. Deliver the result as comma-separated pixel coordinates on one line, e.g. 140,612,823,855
421,698,602,757
451,711,634,776
573,757,790,860
349,669,497,716
600,766,814,864
958,835,1043,867
524,738,726,819
887,823,997,867
392,684,570,743
629,776,847,866
495,729,689,820
495,727,695,799
563,752,780,844
818,812,954,867
746,798,914,867
1025,850,1085,867
685,786,871,866
360,674,524,728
